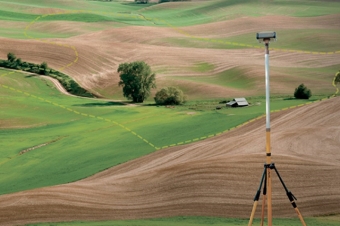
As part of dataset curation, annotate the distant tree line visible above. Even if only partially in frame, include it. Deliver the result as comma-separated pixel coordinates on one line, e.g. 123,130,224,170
0,53,95,97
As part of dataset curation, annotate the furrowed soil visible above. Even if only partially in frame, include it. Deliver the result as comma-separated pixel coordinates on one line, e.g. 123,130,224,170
0,97,339,226
0,14,339,98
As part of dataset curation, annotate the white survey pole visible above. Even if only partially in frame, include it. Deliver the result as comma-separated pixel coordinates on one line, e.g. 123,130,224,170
265,43,270,130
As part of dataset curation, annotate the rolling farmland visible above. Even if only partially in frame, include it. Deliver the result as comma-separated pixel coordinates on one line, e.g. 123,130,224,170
0,0,339,225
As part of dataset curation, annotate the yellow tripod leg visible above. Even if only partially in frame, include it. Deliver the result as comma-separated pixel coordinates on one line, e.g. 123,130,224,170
248,167,267,226
294,204,307,226
248,201,258,226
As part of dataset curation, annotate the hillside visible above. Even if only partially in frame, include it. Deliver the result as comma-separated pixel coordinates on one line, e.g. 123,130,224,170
0,0,339,99
0,96,339,225
1,0,340,225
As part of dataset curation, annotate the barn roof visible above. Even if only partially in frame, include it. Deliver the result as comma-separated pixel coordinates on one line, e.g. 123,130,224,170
234,98,249,106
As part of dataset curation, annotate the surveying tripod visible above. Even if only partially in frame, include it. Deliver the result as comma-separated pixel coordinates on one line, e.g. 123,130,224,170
248,163,307,226
250,32,307,226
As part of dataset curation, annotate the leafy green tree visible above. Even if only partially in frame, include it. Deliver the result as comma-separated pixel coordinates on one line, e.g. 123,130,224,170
7,52,16,62
154,86,185,105
294,83,312,99
118,61,156,103
335,70,340,85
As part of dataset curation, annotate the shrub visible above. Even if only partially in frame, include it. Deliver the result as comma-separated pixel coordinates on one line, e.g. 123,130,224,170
154,86,185,105
294,83,312,99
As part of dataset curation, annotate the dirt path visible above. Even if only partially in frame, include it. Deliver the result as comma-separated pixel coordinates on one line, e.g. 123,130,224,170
41,75,139,106
0,97,339,226
1,67,138,106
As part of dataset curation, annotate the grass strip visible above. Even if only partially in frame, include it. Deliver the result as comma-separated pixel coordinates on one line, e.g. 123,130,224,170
24,216,340,226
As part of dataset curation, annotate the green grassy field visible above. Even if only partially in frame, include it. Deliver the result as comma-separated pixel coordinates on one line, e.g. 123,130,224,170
24,215,340,226
0,69,326,196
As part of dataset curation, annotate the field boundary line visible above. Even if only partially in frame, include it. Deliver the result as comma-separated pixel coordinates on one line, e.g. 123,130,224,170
0,77,158,150
4,9,339,151
1,10,160,150
159,93,337,149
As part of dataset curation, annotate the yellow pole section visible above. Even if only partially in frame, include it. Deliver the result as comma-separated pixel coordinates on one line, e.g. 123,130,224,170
266,131,271,164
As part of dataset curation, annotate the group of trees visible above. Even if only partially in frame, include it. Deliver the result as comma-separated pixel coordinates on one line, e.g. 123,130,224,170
1,53,49,75
4,52,338,103
0,52,94,97
118,61,185,105
117,61,340,104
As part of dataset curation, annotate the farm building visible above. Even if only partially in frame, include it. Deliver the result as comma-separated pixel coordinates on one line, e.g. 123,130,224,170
226,98,249,107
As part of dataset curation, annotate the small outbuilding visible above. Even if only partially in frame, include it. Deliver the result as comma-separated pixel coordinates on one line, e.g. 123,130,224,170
226,98,249,107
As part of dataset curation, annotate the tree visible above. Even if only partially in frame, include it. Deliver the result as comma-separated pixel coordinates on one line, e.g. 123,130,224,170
335,70,340,85
294,83,312,99
118,61,156,103
40,62,49,75
7,52,16,62
154,86,185,105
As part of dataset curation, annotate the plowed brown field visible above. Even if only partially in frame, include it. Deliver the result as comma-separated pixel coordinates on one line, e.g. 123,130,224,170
1,14,339,98
1,97,339,226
